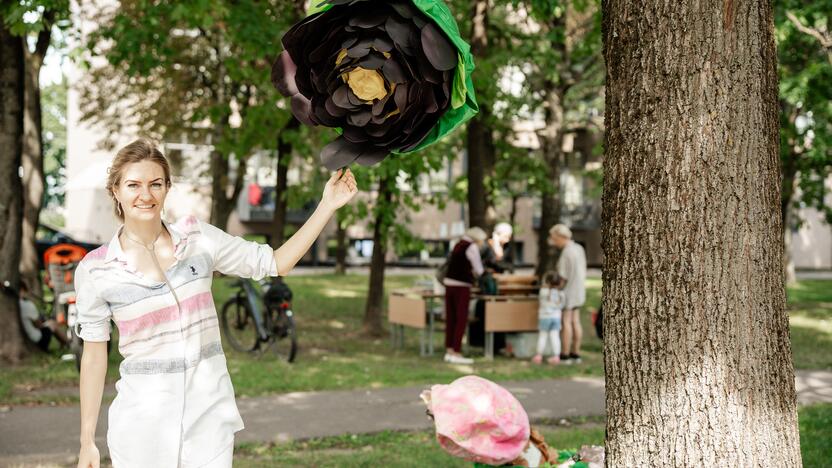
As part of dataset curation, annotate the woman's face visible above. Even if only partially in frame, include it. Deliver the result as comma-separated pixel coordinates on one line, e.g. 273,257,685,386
113,160,169,222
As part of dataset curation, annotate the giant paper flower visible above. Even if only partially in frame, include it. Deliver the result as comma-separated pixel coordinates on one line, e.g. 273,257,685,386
272,0,478,170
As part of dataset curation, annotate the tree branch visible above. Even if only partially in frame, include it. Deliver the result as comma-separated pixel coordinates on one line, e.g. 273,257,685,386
786,11,832,50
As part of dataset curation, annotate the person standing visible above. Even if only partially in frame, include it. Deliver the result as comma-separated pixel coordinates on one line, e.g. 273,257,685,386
548,224,586,364
442,227,486,364
75,139,357,468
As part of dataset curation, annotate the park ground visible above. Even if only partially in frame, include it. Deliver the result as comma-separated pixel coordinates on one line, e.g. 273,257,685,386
0,274,830,466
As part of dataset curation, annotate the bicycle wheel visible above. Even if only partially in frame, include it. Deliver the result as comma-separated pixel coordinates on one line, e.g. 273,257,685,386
267,309,297,363
220,297,259,352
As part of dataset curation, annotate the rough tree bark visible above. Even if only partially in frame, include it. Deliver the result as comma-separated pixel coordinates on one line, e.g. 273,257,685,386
466,0,495,231
602,0,801,465
363,176,392,336
0,25,28,362
20,18,53,301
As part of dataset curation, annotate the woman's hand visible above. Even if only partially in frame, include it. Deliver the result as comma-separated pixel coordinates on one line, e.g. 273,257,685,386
321,168,358,211
77,442,100,468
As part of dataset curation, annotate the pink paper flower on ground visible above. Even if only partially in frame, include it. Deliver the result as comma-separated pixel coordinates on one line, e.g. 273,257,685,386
421,375,530,465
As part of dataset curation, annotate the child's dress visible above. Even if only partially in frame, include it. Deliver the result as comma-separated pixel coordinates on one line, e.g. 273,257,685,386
538,287,565,331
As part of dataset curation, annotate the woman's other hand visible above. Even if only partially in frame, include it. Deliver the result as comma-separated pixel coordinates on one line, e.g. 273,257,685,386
321,168,358,211
77,442,100,468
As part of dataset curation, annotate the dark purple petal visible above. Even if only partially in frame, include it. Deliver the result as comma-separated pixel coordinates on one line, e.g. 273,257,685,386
355,149,389,166
271,51,299,97
325,96,348,117
290,94,317,126
347,89,365,106
347,38,372,58
371,36,394,52
347,109,373,127
320,137,361,170
388,0,416,19
357,51,386,70
381,59,407,83
385,16,416,54
349,10,387,28
343,125,369,143
421,23,457,71
394,83,409,111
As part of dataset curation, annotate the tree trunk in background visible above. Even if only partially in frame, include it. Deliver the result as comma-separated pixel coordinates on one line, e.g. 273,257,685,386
466,0,495,231
0,26,28,362
364,176,392,336
535,81,565,278
780,102,799,285
271,118,298,248
334,220,347,275
20,23,52,301
209,149,233,231
602,1,801,465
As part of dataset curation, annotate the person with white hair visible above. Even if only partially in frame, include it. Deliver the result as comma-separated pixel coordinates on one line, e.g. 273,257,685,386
548,224,587,364
482,222,514,274
442,227,487,364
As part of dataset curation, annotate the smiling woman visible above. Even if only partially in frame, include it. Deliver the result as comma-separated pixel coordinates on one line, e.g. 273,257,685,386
74,138,359,468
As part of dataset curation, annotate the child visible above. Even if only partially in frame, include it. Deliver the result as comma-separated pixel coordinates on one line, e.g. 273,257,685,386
533,272,566,365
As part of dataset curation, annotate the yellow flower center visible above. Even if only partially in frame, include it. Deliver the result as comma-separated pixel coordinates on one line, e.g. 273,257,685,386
345,67,388,102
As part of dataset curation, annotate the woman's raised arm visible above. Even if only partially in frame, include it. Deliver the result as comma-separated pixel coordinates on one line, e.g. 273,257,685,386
273,169,357,276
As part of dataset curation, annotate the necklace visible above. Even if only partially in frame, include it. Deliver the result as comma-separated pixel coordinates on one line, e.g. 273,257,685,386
122,225,164,252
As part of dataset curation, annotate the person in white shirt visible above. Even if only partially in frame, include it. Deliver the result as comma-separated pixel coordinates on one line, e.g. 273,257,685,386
18,282,68,352
532,272,566,365
548,224,587,364
75,139,357,468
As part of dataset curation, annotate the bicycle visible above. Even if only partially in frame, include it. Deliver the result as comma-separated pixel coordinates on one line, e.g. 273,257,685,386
220,277,297,362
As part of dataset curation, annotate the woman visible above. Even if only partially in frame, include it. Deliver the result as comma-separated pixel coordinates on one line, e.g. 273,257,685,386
441,227,486,365
75,139,357,468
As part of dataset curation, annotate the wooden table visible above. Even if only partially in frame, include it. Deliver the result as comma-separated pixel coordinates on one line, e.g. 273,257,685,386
388,289,443,356
478,294,540,359
388,281,542,359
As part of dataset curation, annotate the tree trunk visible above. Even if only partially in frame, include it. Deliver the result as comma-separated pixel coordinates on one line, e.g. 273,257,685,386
209,149,234,231
602,1,801,465
364,176,391,336
466,0,495,231
334,219,347,275
20,25,52,301
0,26,28,363
535,82,565,278
272,118,299,248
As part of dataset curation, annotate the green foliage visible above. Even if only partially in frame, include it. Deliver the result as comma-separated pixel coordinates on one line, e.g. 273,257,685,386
1,0,70,35
41,77,67,207
78,0,298,165
775,2,832,226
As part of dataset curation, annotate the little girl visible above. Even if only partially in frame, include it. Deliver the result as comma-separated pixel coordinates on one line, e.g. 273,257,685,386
533,272,566,365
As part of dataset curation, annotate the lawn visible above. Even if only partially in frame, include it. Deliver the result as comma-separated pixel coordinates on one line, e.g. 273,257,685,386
0,275,829,405
231,403,831,467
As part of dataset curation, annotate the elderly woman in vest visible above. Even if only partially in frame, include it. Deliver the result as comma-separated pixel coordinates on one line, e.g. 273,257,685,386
441,227,486,364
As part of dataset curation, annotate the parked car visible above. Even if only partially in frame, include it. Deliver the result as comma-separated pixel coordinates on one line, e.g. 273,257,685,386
36,223,101,270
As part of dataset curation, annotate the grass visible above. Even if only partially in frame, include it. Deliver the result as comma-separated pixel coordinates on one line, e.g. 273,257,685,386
231,402,832,467
799,403,832,467
233,423,606,467
0,275,829,405
787,280,832,370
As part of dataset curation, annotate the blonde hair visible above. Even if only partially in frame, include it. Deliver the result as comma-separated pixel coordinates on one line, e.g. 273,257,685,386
107,138,172,220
